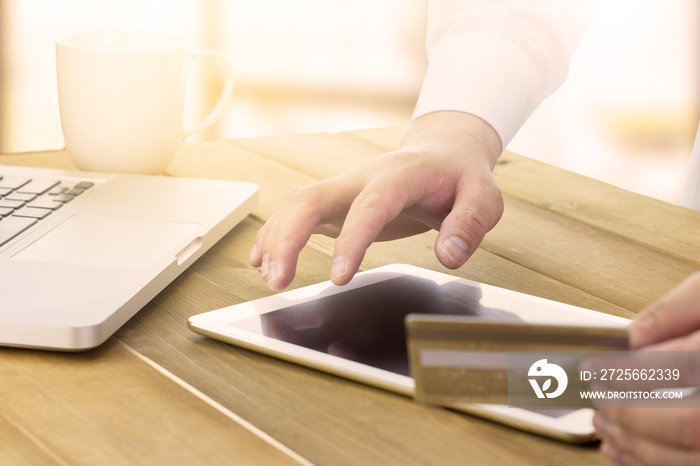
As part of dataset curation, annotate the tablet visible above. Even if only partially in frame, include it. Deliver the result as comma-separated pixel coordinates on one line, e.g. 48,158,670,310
188,264,630,442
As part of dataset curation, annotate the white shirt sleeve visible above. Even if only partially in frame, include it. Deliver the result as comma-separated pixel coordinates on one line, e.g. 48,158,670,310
413,0,597,149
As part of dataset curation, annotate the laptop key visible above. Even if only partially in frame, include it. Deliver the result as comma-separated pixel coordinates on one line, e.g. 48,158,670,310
0,216,37,247
74,181,95,190
27,198,63,210
0,199,26,209
6,192,37,202
52,194,75,203
66,187,87,196
0,177,31,190
12,207,52,219
0,207,13,217
48,185,69,195
17,179,61,195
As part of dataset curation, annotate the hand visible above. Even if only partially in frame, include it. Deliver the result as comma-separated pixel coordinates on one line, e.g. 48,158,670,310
593,272,700,465
249,111,503,290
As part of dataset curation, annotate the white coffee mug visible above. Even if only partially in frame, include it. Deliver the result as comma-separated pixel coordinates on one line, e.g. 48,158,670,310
56,30,234,174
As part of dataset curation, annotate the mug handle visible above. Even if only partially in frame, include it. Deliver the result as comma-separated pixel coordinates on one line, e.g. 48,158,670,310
183,49,235,138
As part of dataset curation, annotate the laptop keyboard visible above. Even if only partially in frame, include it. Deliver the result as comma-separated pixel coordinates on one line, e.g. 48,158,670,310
0,174,95,247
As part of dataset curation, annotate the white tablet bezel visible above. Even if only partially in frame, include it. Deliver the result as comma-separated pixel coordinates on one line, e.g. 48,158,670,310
188,264,629,442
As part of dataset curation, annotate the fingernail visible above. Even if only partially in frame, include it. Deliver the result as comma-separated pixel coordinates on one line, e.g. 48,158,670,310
592,412,609,437
440,236,470,266
601,442,626,465
331,256,348,280
267,261,281,287
249,243,259,264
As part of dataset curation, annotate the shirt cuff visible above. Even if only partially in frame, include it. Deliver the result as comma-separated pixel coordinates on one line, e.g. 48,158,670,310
412,32,562,151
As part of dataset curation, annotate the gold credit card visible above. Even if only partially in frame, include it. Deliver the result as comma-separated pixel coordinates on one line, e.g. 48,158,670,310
406,315,629,406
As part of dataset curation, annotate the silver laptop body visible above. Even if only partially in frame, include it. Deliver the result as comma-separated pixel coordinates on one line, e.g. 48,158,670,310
0,164,258,351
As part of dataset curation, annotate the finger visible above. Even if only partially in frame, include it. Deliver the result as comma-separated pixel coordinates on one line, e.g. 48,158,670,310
330,178,412,285
596,410,700,466
642,330,700,354
631,272,700,349
260,221,307,292
599,442,644,466
596,407,700,451
259,181,358,290
435,174,503,269
600,442,645,466
249,214,273,267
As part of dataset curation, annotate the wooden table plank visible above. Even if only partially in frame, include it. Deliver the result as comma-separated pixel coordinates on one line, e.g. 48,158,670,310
230,132,391,181
0,416,58,466
481,194,695,313
494,151,700,269
0,150,75,169
167,141,318,223
0,339,302,465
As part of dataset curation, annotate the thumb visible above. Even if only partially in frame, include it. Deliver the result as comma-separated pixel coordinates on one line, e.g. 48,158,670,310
435,178,503,269
631,272,700,349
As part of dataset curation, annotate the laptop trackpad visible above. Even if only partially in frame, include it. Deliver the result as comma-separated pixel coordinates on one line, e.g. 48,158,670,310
13,215,200,269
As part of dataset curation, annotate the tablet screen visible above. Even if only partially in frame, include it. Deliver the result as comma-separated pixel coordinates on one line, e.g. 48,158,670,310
228,275,577,419
233,275,519,377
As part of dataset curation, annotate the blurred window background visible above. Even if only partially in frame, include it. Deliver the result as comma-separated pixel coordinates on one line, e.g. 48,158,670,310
0,0,698,204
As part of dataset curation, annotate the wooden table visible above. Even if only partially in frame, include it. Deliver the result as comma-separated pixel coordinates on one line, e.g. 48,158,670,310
1,127,699,465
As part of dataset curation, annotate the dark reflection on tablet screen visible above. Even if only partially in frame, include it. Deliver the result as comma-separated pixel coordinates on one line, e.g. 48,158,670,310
255,275,519,376
233,275,574,418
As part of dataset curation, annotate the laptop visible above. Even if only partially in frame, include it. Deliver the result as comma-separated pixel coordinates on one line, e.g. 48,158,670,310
0,164,259,351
